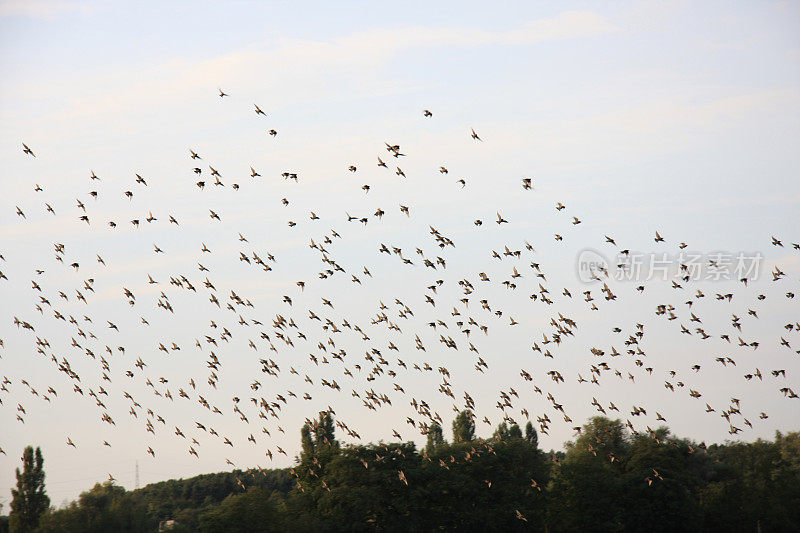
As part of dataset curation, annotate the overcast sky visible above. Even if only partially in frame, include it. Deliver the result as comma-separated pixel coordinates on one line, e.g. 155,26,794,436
1,0,799,507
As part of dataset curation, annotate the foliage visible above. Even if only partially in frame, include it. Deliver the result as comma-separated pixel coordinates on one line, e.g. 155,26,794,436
451,410,475,443
425,422,445,454
9,446,49,533
7,417,800,532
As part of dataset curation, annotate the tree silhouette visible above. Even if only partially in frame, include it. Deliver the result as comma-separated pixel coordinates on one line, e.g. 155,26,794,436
9,445,50,532
300,424,314,458
299,411,339,464
525,421,538,447
312,410,337,450
425,422,445,454
9,418,800,532
452,410,475,443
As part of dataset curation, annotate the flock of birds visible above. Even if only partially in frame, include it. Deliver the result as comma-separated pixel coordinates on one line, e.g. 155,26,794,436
3,89,799,517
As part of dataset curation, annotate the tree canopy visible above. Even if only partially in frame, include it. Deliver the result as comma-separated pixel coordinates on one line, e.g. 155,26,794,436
9,446,49,533
5,417,800,532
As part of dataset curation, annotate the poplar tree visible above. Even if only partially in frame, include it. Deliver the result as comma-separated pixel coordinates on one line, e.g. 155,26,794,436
452,410,475,443
425,422,445,453
9,445,50,532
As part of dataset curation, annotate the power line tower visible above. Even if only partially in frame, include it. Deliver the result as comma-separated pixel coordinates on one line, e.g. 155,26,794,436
135,460,140,490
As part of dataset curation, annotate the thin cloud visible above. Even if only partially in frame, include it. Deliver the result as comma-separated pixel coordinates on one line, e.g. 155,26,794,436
0,10,616,126
0,0,95,19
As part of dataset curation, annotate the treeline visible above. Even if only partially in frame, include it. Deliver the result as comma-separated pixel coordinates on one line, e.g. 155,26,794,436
6,414,800,532
32,469,294,532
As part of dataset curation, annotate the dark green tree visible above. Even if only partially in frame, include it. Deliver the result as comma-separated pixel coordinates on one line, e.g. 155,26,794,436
452,410,475,443
546,417,630,532
13,416,800,533
619,431,703,532
198,486,285,532
300,424,314,457
35,481,148,533
494,422,522,442
700,431,800,532
494,422,511,440
9,446,49,533
425,423,445,454
525,422,538,447
298,411,339,467
312,411,337,450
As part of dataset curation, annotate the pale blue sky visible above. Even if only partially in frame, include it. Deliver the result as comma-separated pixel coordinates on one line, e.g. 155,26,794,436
1,0,799,506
